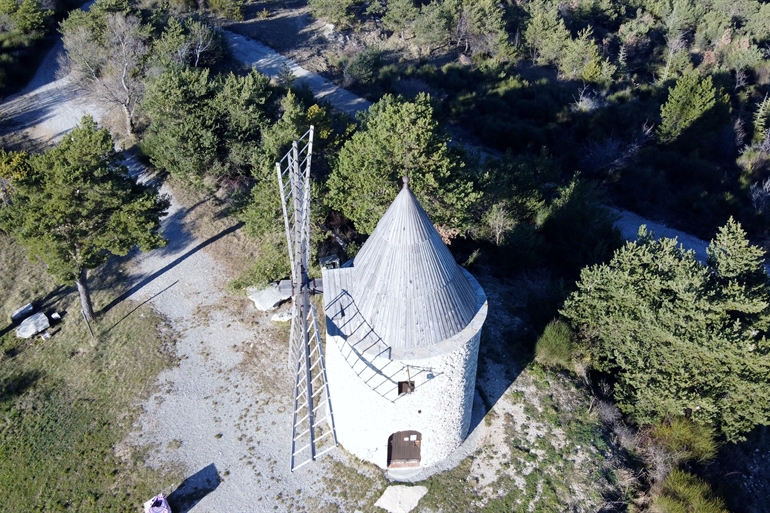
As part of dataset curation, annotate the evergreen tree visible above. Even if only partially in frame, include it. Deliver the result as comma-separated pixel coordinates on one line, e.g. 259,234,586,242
0,118,169,320
562,220,770,441
141,67,219,184
325,93,480,235
523,0,570,65
459,0,509,57
657,73,718,143
383,0,419,40
308,0,356,27
141,67,275,184
413,1,451,56
558,27,602,81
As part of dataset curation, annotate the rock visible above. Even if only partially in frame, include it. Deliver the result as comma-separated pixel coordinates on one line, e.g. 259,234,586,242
374,485,428,513
16,312,50,339
11,303,34,321
247,283,292,312
271,310,293,322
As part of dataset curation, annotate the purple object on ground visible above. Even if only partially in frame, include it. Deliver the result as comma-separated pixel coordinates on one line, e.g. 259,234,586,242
144,493,171,513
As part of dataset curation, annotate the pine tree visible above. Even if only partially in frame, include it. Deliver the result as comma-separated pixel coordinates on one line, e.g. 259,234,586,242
383,0,419,40
657,73,718,143
325,93,480,235
561,220,770,441
753,94,770,144
558,27,602,81
413,1,451,56
0,117,169,320
523,0,570,65
308,0,356,27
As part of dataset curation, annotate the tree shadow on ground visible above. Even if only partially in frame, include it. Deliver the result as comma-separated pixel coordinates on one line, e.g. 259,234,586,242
0,369,42,404
150,196,211,261
167,463,220,513
99,222,243,315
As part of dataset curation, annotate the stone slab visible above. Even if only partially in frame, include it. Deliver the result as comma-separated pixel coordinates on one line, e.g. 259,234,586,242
246,284,291,312
16,312,49,339
11,303,34,321
374,485,428,513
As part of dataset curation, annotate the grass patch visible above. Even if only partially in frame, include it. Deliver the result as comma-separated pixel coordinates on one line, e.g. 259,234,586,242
420,457,477,512
0,233,180,511
534,319,575,371
322,453,386,512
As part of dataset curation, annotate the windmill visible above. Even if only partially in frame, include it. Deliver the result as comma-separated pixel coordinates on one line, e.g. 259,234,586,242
275,126,338,472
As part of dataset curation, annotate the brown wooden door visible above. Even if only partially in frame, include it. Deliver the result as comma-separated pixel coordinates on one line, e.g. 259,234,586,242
387,430,421,468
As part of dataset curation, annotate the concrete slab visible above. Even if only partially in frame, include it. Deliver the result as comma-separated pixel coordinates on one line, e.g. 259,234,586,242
374,485,428,513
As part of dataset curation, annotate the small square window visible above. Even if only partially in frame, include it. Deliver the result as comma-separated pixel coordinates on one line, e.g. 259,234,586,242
398,381,415,396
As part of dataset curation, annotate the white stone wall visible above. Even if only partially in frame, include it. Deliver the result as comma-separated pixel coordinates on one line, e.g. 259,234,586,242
325,323,482,468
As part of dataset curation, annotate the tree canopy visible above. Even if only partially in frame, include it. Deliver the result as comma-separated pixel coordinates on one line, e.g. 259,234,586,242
0,117,169,319
561,219,770,441
325,93,479,235
140,67,275,185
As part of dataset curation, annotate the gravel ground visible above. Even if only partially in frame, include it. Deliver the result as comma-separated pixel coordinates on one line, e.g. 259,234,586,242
119,175,337,511
0,21,734,513
0,38,106,149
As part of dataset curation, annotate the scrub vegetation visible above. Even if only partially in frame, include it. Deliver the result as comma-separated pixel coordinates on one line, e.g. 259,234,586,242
2,0,770,510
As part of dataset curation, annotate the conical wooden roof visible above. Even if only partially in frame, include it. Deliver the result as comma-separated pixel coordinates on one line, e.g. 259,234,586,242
349,181,478,350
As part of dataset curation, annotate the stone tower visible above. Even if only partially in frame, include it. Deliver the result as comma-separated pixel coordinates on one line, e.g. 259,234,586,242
322,179,487,469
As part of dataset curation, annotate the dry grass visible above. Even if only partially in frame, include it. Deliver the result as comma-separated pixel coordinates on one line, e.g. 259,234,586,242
0,233,180,512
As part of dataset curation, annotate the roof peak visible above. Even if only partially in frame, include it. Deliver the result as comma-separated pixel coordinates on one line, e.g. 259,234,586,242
349,186,478,349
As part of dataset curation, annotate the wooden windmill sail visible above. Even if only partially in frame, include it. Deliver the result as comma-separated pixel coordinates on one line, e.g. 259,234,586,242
275,126,338,472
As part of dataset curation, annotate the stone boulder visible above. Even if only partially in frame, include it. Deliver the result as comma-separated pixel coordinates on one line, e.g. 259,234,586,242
11,303,34,321
247,284,291,312
374,485,428,513
16,312,50,339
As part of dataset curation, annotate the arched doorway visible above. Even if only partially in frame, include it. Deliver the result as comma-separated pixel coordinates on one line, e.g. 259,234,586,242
387,430,421,468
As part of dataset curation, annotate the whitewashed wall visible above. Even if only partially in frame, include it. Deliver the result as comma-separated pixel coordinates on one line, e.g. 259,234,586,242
324,281,486,469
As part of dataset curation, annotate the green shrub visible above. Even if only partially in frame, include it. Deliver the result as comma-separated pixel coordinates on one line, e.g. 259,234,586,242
650,418,718,464
535,319,575,370
208,0,244,20
654,469,727,513
343,48,381,86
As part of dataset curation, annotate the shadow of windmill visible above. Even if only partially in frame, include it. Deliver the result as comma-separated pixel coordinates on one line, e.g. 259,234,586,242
166,463,220,513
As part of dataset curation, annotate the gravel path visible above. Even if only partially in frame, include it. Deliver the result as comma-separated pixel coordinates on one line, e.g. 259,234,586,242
225,30,371,116
119,169,336,511
0,39,106,148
